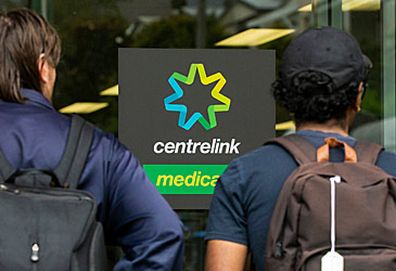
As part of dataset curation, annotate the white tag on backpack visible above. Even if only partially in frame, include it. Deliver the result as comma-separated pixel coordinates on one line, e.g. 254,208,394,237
321,251,344,271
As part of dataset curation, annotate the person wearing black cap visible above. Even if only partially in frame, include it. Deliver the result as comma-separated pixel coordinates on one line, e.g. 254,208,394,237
204,27,396,271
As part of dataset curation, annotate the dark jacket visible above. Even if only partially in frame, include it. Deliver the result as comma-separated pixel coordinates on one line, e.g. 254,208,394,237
0,88,184,270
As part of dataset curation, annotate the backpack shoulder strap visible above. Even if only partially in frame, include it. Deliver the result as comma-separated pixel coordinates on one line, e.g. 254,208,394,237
54,115,94,189
354,140,384,164
265,134,316,165
0,148,16,183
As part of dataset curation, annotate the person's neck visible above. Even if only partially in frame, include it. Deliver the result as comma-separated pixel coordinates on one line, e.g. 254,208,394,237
296,121,349,137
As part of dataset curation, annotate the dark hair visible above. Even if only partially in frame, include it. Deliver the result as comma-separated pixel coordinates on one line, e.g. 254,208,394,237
272,71,360,125
0,9,61,103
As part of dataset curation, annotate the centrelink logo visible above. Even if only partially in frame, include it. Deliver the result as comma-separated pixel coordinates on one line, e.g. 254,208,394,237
164,63,231,131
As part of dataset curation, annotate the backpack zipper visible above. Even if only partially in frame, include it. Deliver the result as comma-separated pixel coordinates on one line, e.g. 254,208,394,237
274,241,284,258
320,176,343,271
329,175,341,254
31,243,40,262
0,184,94,202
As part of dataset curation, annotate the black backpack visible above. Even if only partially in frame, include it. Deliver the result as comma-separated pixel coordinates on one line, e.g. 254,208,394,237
0,115,107,271
264,134,396,271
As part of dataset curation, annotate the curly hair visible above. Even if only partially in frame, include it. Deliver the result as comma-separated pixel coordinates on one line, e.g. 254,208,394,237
272,71,360,125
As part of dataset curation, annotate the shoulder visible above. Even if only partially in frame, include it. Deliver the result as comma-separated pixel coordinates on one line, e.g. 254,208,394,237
377,150,396,177
89,128,118,160
78,123,144,209
229,143,298,182
74,117,140,179
88,125,140,171
218,143,298,203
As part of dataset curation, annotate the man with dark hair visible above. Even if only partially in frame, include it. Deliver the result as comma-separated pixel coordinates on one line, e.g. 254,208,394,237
205,27,396,271
0,9,183,270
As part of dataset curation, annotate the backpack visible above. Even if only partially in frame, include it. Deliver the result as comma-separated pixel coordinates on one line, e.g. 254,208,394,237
264,134,396,271
0,115,107,271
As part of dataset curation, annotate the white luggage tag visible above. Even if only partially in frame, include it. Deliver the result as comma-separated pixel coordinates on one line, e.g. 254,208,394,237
321,251,344,271
321,176,344,271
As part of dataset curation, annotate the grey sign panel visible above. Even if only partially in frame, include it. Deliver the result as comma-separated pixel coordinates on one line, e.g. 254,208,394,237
119,48,275,209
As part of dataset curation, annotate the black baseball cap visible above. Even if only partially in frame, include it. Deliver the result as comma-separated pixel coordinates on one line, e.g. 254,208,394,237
280,27,372,88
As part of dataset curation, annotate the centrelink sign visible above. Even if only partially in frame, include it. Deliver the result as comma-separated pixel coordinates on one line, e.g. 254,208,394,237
119,49,275,209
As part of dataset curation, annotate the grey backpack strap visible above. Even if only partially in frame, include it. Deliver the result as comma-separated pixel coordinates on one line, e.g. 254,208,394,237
265,134,316,165
54,115,94,189
0,148,16,183
354,141,384,164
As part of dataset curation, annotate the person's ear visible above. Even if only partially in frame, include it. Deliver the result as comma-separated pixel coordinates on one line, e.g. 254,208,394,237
354,82,364,112
37,53,56,101
37,53,51,84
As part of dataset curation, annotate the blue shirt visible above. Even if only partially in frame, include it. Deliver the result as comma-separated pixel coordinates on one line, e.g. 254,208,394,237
0,89,184,271
205,130,396,271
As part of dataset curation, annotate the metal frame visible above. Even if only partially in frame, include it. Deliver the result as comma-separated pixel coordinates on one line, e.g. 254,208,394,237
382,0,396,151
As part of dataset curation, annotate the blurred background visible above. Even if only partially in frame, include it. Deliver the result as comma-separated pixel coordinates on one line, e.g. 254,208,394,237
1,0,395,270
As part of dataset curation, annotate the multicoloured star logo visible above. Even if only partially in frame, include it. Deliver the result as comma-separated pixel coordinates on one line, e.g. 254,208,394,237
164,64,231,131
